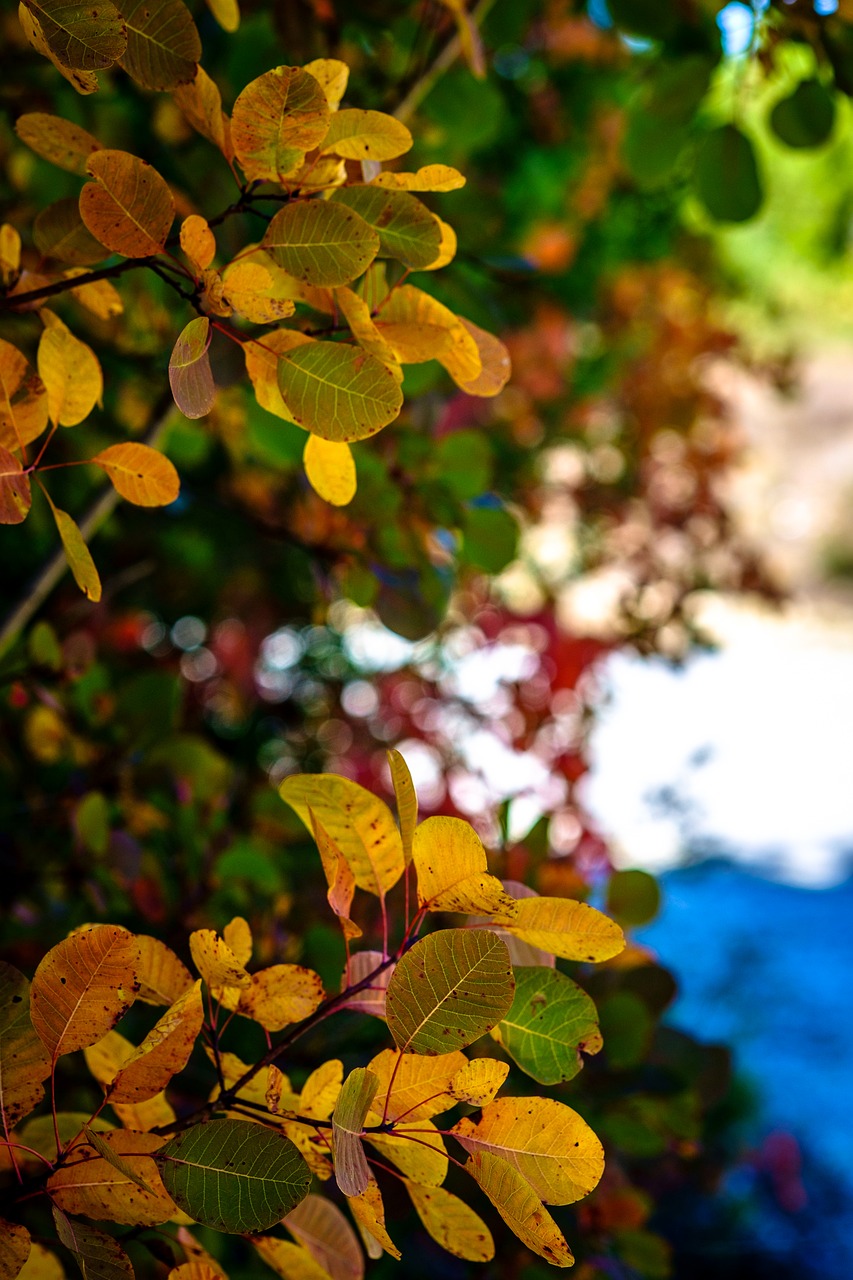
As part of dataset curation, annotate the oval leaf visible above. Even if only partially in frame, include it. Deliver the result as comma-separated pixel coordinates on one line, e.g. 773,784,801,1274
492,896,625,963
331,1068,378,1197
169,317,216,419
0,341,48,454
385,928,515,1055
449,1057,509,1108
405,1181,494,1262
236,965,324,1032
320,109,412,161
135,936,193,1006
770,79,835,149
332,187,441,269
694,124,762,224
22,0,126,70
92,442,180,506
263,200,379,288
15,112,101,174
371,164,465,192
42,491,102,601
465,1151,573,1268
491,967,601,1085
253,1240,331,1280
0,1222,30,1280
52,1207,133,1280
455,319,511,397
412,816,518,916
303,435,356,506
118,0,200,92
80,151,175,257
232,67,330,183
156,1119,311,1232
284,1193,364,1280
30,924,139,1060
277,342,403,441
37,314,102,426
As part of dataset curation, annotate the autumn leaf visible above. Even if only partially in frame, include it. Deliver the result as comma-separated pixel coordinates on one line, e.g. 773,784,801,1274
299,1059,343,1120
331,1068,378,1196
303,435,357,507
374,286,482,385
263,200,379,288
320,110,412,161
66,271,123,319
15,111,101,174
277,342,403,441
332,187,441,269
0,962,51,1130
0,226,21,288
366,1047,468,1121
347,1180,400,1261
38,312,102,426
334,287,401,375
92,442,180,507
309,815,361,940
172,66,233,158
30,925,139,1060
180,215,216,273
169,316,216,419
135,935,193,1005
188,927,251,989
365,1121,448,1187
449,1057,509,1107
18,5,99,94
303,58,349,111
80,151,175,257
205,0,239,32
244,328,314,424
236,964,325,1031
253,1240,331,1280
0,446,32,526
372,164,466,192
455,319,512,395
412,815,518,915
338,951,390,1017
0,339,49,454
118,0,200,92
405,1181,494,1262
21,0,127,70
16,1242,64,1280
109,980,204,1102
48,1131,175,1225
284,1194,364,1280
387,749,417,863
223,916,252,965
42,490,102,601
0,1220,30,1279
52,1206,134,1280
232,67,330,183
466,1151,573,1267
34,199,105,266
491,896,625,963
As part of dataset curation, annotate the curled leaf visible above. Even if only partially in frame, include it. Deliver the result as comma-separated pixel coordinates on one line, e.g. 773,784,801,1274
22,0,127,70
169,316,216,419
331,1068,378,1197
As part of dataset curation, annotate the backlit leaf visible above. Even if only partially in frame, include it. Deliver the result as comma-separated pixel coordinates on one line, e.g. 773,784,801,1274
221,261,296,324
92,442,180,506
280,773,405,896
30,925,138,1059
387,750,417,864
492,896,625,963
491,967,601,1085
236,965,324,1031
0,1220,29,1280
0,447,32,526
48,1131,174,1225
375,286,481,384
253,1240,330,1280
82,1125,152,1192
223,917,252,966
263,200,379,288
244,328,314,424
205,0,239,31
0,341,48,454
405,1181,494,1262
332,187,441,269
18,5,99,94
285,1194,364,1280
66,273,123,319
38,313,102,426
156,1119,311,1232
366,1047,468,1121
331,1067,378,1196
347,1180,400,1261
173,66,233,158
52,1207,134,1280
17,1243,63,1280
180,215,215,272
33,200,105,266
304,435,357,506
449,1057,509,1108
21,0,126,70
302,58,349,111
770,79,835,149
15,113,101,175
466,1151,573,1268
320,110,411,162
310,816,361,939
169,316,216,419
188,927,251,989
135,936,193,1005
80,151,174,257
365,1122,447,1187
454,319,511,397
0,963,50,1129
412,816,518,915
277,342,403,441
232,67,330,183
385,928,514,1055
339,951,389,1017
42,491,102,601
118,0,200,91
109,980,203,1102
299,1059,343,1120
452,1095,605,1204
371,165,465,192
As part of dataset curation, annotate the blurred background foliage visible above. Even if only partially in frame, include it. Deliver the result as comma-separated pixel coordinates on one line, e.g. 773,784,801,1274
3,0,852,1276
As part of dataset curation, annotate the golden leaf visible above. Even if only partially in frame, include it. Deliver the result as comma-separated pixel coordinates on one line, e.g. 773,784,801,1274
320,110,412,161
0,963,51,1130
366,1048,467,1122
66,272,123,319
42,490,102,601
135,935,193,1005
284,1193,364,1280
405,1181,494,1262
491,896,625,963
189,928,251,989
466,1151,573,1267
172,66,233,159
92,442,180,506
299,1059,343,1121
412,816,518,916
17,1242,64,1280
221,261,296,324
420,218,457,271
365,1121,447,1187
387,749,417,864
236,965,325,1032
333,287,401,376
30,924,138,1059
309,816,361,941
222,916,252,966
244,329,314,424
449,1057,509,1107
205,0,239,31
0,338,49,453
38,312,102,426
48,1130,175,1226
371,165,466,192
80,150,175,258
109,980,203,1102
253,1239,330,1280
0,225,22,287
346,1180,400,1261
303,435,357,507
302,58,349,111
232,66,330,184
180,214,216,272
454,319,512,397
15,112,102,174
375,285,481,385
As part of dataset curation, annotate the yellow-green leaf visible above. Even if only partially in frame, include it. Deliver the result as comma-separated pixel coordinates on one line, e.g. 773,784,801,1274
412,816,518,916
38,312,102,426
492,966,602,1085
52,1208,133,1280
109,980,203,1102
366,1047,467,1121
17,4,99,94
320,110,412,161
169,316,216,419
80,150,174,257
0,340,48,454
0,1221,30,1280
263,200,379,288
92,442,180,506
451,1095,605,1205
302,58,348,111
33,199,105,266
66,272,123,319
466,1151,573,1267
0,225,21,288
284,1193,364,1280
135,936,193,1005
405,1181,494,1262
15,112,101,175
303,435,356,507
364,1122,447,1187
188,928,251,989
347,1180,400,1261
332,187,440,269
332,1067,378,1196
449,1057,508,1108
30,925,139,1060
277,342,403,441
280,773,405,896
42,490,102,601
387,749,417,864
333,287,401,376
244,328,314,423
21,0,126,70
375,285,481,384
232,67,330,183
172,66,233,158
0,447,32,526
236,965,324,1031
371,164,466,192
0,963,50,1130
118,0,200,92
492,896,625,963
253,1240,330,1280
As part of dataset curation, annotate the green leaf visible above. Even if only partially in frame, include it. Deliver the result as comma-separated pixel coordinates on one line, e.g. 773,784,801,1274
769,79,836,149
118,0,200,92
461,506,517,574
694,124,762,223
332,187,441,269
387,749,417,865
52,1206,134,1280
155,1119,310,1233
606,869,661,926
491,967,601,1085
277,342,403,441
385,928,515,1055
263,201,379,287
22,0,127,70
331,1067,379,1197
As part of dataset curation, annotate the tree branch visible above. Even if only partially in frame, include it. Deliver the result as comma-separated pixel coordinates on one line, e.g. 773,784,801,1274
394,0,498,124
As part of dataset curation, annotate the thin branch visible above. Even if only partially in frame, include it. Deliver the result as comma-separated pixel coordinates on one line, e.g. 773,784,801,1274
394,0,497,125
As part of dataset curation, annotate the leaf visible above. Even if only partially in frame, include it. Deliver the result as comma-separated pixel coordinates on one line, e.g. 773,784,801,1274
492,896,625,963
66,273,123,319
82,1125,153,1191
347,1180,400,1261
172,66,233,159
0,963,50,1131
156,1119,311,1232
42,492,102,602
17,1243,64,1280
374,286,482,384
466,1151,573,1268
303,435,356,507
232,67,330,183
92,442,180,506
80,151,175,257
0,447,32,526
299,1059,343,1120
449,1058,509,1108
302,58,349,111
419,217,456,272
205,0,238,32
331,1067,379,1196
188,928,251,989
309,816,361,940
118,0,200,91
405,1181,494,1262
221,260,296,324
30,925,138,1059
491,967,601,1085
236,965,325,1031
0,1223,30,1280
21,0,126,70
52,1207,134,1280
333,287,401,374
0,340,48,454
38,313,102,426
280,773,405,896
263,200,379,288
15,113,101,174
770,78,836,148
338,951,389,1018
109,980,203,1102
135,936,193,1005
223,917,252,966
694,124,763,224
169,317,216,419
412,816,518,915
175,1229,226,1274
49,1131,174,1224
244,328,314,424
454,319,511,397
320,110,412,161
385,928,515,1055
180,215,215,272
253,1241,330,1280
365,1122,447,1186
0,225,21,288
331,187,441,269
277,342,403,441
371,165,466,192
285,1194,364,1280
366,1048,468,1121
17,5,99,94
387,750,417,864
451,1096,605,1204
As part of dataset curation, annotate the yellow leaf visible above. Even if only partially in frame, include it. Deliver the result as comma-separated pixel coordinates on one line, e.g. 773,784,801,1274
412,816,518,915
38,312,102,426
0,339,48,454
109,980,203,1102
0,963,51,1129
302,59,349,111
0,1220,30,1280
86,1033,176,1128
30,925,138,1059
0,445,32,526
451,1096,605,1205
309,816,361,941
18,5,100,94
299,1059,343,1121
232,67,330,183
263,201,379,288
375,286,482,384
320,110,412,161
84,1028,135,1086
118,0,200,92
449,1058,508,1107
48,1130,175,1226
135,935,193,1006
17,1243,64,1280
0,225,21,287
253,1239,330,1280
221,260,296,324
454,319,511,397
189,929,251,989
387,749,417,863
237,965,325,1031
80,150,175,258
173,66,233,159
180,215,215,272
42,490,102,601
280,774,405,897
222,916,252,965
347,1180,400,1261
176,1228,227,1275
15,112,101,175
169,1266,221,1280
366,1048,467,1122
205,0,239,31
34,198,106,265
66,271,123,319
115,1091,176,1132
365,1121,447,1187
303,435,357,507
281,1119,334,1180
467,1151,574,1267
420,217,457,271
333,287,401,377
92,442,180,507
405,1180,494,1262
371,165,466,192
492,897,625,963
332,1068,378,1196
284,1194,364,1280
244,329,314,424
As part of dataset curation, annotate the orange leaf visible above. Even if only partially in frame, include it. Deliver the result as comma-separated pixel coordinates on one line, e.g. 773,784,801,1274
232,67,330,184
80,150,174,257
29,924,139,1060
15,112,102,174
92,442,180,506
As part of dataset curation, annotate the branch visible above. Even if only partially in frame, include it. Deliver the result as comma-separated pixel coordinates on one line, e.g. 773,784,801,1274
394,0,498,124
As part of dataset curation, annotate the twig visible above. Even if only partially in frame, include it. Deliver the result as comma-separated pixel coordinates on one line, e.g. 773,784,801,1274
394,0,497,124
